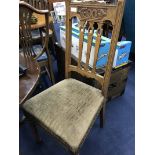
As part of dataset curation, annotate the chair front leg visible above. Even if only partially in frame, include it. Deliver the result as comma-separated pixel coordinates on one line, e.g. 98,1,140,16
100,107,104,128
70,152,79,155
45,64,55,84
29,120,42,143
24,111,42,143
70,150,79,155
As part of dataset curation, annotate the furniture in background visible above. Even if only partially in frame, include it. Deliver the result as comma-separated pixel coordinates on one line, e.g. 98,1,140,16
24,0,66,13
19,52,40,139
22,0,125,155
19,1,55,84
19,53,40,105
22,0,52,10
55,43,132,101
21,0,58,47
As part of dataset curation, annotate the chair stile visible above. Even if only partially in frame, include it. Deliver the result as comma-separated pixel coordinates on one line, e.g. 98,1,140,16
65,0,125,99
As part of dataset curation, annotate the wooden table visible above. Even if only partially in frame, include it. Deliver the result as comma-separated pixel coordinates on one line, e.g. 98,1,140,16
31,13,53,30
19,53,40,105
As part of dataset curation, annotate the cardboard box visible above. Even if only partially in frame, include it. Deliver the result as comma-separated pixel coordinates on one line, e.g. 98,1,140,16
60,23,132,68
53,2,66,23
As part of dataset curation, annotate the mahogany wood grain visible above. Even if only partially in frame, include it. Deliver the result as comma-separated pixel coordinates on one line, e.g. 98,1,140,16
21,0,65,14
22,0,52,10
19,53,40,105
19,1,55,84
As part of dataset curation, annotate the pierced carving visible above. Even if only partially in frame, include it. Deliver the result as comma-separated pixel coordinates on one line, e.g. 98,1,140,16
77,7,107,20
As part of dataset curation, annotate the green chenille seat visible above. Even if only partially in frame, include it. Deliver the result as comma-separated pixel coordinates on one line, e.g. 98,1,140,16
23,78,104,153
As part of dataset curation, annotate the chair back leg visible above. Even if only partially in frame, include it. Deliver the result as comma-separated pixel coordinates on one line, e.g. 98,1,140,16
46,53,55,84
100,107,104,128
48,63,55,84
70,152,79,155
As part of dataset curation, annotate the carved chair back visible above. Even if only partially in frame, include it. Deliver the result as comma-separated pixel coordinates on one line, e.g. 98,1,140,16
21,0,53,10
65,0,125,98
20,2,55,84
19,1,49,58
21,0,66,11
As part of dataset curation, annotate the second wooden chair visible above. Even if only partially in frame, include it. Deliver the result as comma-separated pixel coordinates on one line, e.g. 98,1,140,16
19,2,55,84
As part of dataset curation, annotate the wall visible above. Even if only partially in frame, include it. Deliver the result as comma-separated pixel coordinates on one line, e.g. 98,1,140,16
123,0,135,59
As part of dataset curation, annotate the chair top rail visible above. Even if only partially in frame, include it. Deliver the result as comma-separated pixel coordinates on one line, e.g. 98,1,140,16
20,1,49,14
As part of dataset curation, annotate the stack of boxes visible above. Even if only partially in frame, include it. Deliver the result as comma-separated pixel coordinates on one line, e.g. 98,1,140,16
60,23,132,68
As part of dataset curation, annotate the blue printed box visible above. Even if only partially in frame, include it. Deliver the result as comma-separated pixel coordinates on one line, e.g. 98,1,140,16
60,23,132,68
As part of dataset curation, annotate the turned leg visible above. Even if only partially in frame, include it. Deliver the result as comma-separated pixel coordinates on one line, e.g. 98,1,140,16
70,151,79,155
45,63,55,85
29,120,42,143
45,66,51,81
100,107,104,128
19,115,26,127
24,111,42,143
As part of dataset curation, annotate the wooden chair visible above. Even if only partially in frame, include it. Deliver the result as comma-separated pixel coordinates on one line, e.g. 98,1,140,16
19,2,55,84
22,0,125,154
21,0,58,45
22,0,52,10
21,0,56,40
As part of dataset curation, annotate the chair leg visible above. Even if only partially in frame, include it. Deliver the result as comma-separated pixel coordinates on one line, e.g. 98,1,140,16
45,65,55,84
100,107,104,128
70,151,79,155
49,64,55,84
39,27,45,47
19,115,26,127
29,120,42,143
22,110,42,143
45,66,51,80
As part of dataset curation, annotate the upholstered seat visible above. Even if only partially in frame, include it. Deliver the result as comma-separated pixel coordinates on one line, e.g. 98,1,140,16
23,78,104,152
